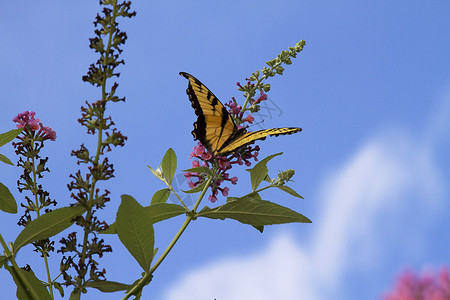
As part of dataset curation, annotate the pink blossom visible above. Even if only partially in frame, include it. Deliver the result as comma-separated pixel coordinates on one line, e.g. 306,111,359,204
12,111,56,141
218,158,231,170
192,160,200,168
383,267,450,300
255,91,268,104
221,187,229,197
194,144,205,156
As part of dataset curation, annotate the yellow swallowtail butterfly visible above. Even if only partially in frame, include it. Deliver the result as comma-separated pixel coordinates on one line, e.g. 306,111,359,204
180,72,301,156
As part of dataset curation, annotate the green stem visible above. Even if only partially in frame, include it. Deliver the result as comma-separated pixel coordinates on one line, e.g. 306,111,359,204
241,76,263,112
242,183,275,199
0,234,40,300
241,59,282,111
165,180,188,211
31,156,40,217
121,176,214,300
31,155,54,299
77,0,119,288
43,255,53,299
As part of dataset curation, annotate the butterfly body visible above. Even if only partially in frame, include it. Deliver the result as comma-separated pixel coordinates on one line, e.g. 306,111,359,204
180,72,301,156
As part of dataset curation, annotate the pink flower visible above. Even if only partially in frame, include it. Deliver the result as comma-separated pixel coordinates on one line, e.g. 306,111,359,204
13,111,56,141
29,119,40,131
383,267,450,300
208,195,217,203
221,187,229,197
194,144,205,156
38,124,57,141
255,91,268,104
218,158,231,170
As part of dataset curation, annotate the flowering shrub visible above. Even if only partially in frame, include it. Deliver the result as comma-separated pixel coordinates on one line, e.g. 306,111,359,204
0,1,309,299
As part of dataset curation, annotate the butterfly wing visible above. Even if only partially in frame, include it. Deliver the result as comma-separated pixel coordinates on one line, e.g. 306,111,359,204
180,72,238,156
181,72,302,157
217,127,302,156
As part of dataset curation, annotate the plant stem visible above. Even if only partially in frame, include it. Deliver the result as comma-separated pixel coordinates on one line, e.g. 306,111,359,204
241,59,283,112
241,183,274,199
77,0,118,289
242,76,264,112
31,155,54,299
165,180,188,211
0,233,40,299
121,176,214,300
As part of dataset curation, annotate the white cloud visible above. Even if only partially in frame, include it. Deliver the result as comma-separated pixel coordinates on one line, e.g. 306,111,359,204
162,97,449,300
164,233,315,300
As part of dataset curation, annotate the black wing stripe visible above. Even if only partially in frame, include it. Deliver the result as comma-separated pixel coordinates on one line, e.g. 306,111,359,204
180,72,238,155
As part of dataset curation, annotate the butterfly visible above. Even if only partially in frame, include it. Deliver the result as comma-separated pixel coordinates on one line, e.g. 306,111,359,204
180,72,301,157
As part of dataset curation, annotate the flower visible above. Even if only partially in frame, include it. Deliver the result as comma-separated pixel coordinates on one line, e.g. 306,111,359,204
13,111,40,129
255,90,268,104
13,111,56,141
220,187,229,197
208,194,218,203
246,114,255,124
37,124,57,141
185,139,259,202
383,267,450,300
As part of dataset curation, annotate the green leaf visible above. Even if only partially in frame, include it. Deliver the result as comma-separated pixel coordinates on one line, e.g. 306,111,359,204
0,128,23,147
161,148,176,185
145,203,186,223
182,179,207,194
262,174,272,183
54,282,64,297
181,166,213,175
151,188,170,205
249,153,282,191
102,203,186,235
196,197,311,226
0,182,17,213
0,255,6,268
85,280,131,293
153,247,159,260
116,195,154,271
227,193,261,203
6,265,51,300
276,185,304,199
13,206,86,253
69,290,81,300
0,153,13,165
252,225,264,233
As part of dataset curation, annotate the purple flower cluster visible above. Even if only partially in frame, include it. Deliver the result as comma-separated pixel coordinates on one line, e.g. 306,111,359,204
383,267,450,300
185,142,236,203
225,97,255,129
13,111,56,141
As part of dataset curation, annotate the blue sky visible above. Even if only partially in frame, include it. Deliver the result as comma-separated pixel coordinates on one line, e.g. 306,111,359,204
1,1,449,299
